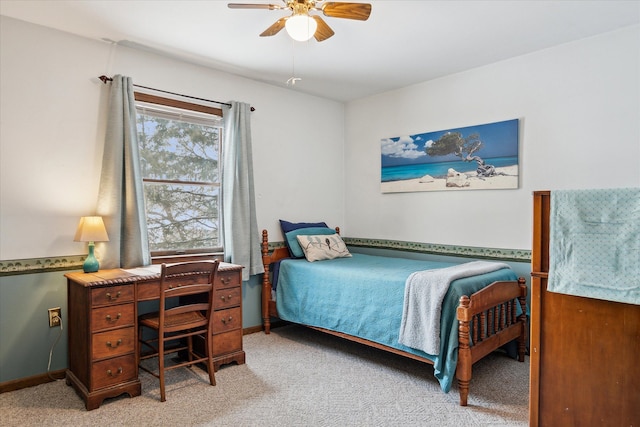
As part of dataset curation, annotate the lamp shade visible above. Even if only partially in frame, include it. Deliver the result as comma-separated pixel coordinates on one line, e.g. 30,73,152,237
74,216,109,243
285,14,317,41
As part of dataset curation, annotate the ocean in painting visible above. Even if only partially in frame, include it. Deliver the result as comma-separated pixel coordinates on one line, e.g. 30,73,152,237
381,156,518,182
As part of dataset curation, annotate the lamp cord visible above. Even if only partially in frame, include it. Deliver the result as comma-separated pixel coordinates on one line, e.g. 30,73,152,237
47,315,64,381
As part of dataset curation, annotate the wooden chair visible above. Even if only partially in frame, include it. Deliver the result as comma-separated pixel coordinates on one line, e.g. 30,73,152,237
138,260,219,402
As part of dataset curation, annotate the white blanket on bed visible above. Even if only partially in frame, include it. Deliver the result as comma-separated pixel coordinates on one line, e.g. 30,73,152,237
398,261,509,356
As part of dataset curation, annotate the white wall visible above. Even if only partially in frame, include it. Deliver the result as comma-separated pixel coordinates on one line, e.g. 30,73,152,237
0,16,346,381
344,25,640,250
2,14,637,384
4,17,637,261
0,16,345,261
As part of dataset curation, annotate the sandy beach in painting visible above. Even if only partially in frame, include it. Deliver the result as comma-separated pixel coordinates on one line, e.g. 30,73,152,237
381,165,518,193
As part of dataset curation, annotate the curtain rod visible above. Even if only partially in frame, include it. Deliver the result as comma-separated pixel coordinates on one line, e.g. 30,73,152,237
98,75,255,111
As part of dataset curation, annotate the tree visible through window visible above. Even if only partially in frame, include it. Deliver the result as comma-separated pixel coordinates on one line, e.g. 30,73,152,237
135,94,223,255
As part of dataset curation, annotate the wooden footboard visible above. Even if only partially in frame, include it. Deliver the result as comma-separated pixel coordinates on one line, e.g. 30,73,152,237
260,229,527,406
456,278,527,406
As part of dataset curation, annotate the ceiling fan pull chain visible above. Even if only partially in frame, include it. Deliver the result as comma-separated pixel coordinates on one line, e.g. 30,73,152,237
287,39,302,86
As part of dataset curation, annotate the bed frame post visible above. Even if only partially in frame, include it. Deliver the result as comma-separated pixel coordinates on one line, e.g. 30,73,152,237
457,295,472,406
517,277,528,362
261,230,272,334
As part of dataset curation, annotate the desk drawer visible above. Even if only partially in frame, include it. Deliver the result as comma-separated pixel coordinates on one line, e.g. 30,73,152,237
212,328,243,356
137,277,212,301
91,285,134,307
92,304,135,331
213,307,241,332
91,354,137,390
215,270,240,290
136,281,160,301
92,328,135,360
214,287,241,310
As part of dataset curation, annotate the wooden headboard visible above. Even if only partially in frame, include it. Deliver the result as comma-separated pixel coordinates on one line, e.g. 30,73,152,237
259,226,340,333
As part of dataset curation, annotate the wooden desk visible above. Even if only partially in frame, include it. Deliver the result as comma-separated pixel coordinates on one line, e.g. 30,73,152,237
65,262,244,410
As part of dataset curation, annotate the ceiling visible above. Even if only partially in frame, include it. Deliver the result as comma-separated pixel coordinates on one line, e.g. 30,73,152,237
1,1,639,102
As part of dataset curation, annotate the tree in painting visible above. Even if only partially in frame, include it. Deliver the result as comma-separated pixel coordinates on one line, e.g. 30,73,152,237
425,132,503,178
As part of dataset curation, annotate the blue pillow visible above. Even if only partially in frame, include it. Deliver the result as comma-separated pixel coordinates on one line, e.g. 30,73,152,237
279,220,330,258
279,219,328,234
285,227,336,258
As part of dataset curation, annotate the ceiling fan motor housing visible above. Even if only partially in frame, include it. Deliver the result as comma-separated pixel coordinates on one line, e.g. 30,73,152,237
228,1,372,42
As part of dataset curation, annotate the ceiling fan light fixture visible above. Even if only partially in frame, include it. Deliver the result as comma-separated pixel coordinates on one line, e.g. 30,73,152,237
285,14,317,41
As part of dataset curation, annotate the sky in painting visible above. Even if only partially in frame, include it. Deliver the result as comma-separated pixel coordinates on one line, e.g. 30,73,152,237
381,119,519,167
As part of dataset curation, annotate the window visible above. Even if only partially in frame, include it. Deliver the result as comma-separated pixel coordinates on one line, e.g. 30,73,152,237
135,93,223,257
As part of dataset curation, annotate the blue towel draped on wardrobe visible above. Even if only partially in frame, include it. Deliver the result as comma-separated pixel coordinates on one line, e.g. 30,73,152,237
548,188,640,305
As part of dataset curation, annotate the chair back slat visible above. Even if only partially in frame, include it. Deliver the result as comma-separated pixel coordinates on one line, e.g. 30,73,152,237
158,261,219,331
138,260,220,401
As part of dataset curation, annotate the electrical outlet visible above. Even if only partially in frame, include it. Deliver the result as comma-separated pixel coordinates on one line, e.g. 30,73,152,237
48,307,61,327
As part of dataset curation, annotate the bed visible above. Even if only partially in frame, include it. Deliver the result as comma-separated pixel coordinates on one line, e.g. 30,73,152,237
260,225,527,406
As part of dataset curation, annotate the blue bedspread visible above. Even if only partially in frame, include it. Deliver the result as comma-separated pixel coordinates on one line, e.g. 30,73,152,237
275,253,518,393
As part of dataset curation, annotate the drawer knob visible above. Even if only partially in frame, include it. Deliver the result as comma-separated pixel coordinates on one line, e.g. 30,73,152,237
107,367,123,376
105,313,122,322
220,294,233,301
106,339,122,348
221,316,233,324
105,291,121,301
220,277,231,285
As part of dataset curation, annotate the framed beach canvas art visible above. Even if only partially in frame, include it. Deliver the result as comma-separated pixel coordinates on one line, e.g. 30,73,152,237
381,119,519,193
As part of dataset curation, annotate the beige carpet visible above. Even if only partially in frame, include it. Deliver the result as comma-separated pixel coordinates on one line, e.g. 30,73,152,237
1,325,529,426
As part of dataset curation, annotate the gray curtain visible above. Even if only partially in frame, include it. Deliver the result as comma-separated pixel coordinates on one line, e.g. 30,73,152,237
222,101,264,281
95,75,151,269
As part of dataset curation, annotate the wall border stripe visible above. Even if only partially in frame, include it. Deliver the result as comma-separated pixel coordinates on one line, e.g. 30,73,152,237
270,237,530,262
344,237,531,262
0,239,531,276
0,256,84,276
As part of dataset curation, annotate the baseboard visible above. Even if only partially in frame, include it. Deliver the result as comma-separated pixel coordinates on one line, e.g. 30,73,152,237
243,320,288,335
0,369,66,394
3,327,280,393
0,321,287,394
243,325,263,335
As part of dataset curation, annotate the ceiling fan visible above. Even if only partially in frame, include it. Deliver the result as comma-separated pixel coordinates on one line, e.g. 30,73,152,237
228,1,372,42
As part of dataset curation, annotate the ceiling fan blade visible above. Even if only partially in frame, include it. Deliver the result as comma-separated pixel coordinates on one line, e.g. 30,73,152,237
312,16,335,42
260,17,287,37
228,3,284,10
321,2,371,21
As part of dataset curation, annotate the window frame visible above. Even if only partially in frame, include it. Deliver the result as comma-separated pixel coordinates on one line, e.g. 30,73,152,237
134,92,224,264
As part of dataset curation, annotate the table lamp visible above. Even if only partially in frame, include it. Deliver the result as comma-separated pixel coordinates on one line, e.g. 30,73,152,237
74,216,109,273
